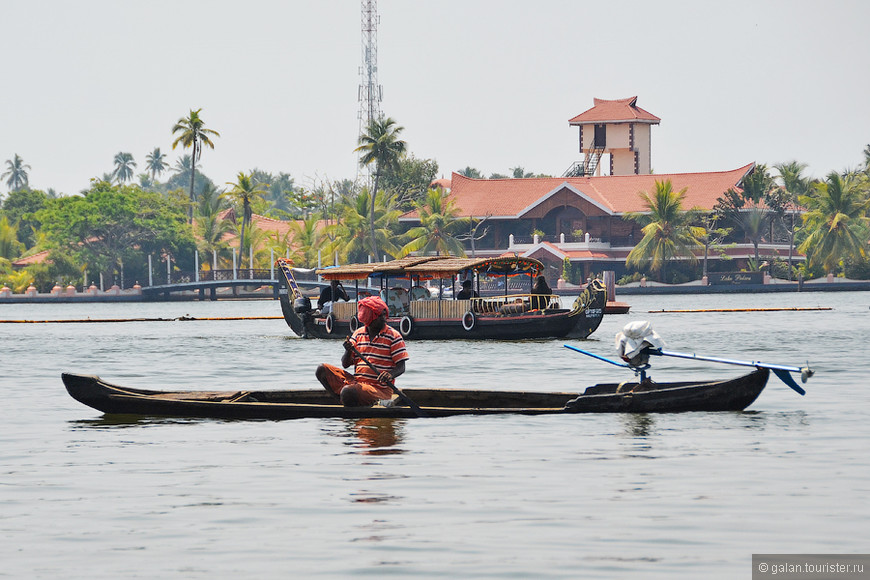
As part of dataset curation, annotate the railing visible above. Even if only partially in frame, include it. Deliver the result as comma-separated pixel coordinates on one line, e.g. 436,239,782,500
510,234,592,245
200,269,274,282
327,295,562,321
471,293,561,315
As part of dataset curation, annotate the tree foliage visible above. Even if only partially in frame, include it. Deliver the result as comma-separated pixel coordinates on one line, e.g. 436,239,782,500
2,154,30,192
797,172,870,273
223,172,267,267
36,181,194,285
172,108,220,221
625,179,704,281
2,188,50,249
400,188,466,257
355,116,407,258
328,189,400,263
380,154,439,210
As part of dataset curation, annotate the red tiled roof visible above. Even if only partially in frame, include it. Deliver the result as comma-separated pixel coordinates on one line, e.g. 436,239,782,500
569,96,660,125
401,164,754,220
11,249,51,267
213,210,328,249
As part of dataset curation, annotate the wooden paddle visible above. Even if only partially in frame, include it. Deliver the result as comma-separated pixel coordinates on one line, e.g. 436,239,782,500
345,338,428,417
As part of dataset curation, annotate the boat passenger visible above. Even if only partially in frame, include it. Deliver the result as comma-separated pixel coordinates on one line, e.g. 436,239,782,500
315,296,409,407
318,280,349,314
531,275,552,310
455,279,479,300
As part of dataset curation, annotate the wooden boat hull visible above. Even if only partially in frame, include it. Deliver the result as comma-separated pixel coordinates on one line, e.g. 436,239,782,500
62,368,770,420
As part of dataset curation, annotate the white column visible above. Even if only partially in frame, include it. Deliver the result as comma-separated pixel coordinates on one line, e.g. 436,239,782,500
166,254,171,284
195,250,200,282
233,249,237,279
148,255,153,286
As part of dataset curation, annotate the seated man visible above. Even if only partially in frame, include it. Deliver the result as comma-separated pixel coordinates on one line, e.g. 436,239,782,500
455,279,479,300
315,296,409,407
530,274,552,310
317,280,349,314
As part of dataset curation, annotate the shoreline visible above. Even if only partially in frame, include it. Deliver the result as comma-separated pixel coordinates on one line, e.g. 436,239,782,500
3,279,870,304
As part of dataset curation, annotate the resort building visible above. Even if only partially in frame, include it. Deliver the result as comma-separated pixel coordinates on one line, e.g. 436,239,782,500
402,97,799,281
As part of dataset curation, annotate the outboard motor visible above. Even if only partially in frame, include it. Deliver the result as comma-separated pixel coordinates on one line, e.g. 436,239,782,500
293,296,312,314
615,321,665,382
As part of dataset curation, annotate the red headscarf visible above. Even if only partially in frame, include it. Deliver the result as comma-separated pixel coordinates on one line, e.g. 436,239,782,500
357,296,389,326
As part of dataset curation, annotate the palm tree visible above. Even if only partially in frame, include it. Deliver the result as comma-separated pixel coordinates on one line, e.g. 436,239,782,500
625,179,704,282
0,216,24,259
194,182,233,269
168,155,197,187
288,216,324,268
197,182,228,218
797,172,870,274
511,166,534,178
735,206,768,266
2,154,30,192
223,172,267,268
457,166,484,179
194,210,235,269
399,188,466,257
773,161,810,278
112,152,137,184
696,213,732,277
145,147,168,181
329,189,400,263
171,108,220,221
355,116,406,259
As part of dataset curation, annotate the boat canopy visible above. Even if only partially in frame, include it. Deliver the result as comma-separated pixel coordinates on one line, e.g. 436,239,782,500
316,256,543,281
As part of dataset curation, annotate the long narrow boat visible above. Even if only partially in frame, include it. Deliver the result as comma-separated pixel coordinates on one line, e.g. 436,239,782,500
62,368,770,420
276,256,607,340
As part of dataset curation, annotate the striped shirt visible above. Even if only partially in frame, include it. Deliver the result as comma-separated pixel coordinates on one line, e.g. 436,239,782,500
350,324,409,384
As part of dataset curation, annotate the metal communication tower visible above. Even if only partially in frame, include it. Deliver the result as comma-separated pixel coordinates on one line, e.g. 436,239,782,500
357,0,383,181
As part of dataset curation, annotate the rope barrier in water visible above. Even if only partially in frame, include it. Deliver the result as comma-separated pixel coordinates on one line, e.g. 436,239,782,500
0,316,285,324
647,307,831,313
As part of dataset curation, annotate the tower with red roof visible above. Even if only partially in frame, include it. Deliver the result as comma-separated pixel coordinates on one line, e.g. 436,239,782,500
566,96,660,177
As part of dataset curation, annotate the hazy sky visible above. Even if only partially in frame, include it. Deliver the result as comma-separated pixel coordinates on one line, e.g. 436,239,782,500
2,0,868,196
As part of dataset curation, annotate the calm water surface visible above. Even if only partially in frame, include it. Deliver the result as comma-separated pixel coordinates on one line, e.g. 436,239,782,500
2,292,868,578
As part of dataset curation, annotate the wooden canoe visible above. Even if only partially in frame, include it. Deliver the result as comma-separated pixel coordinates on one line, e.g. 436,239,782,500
62,368,770,420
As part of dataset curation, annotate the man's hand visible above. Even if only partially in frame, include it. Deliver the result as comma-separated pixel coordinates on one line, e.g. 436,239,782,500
377,370,393,385
343,339,354,352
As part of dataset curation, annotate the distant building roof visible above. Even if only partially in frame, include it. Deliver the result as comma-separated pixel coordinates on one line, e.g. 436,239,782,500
569,96,661,125
401,163,754,221
11,249,51,267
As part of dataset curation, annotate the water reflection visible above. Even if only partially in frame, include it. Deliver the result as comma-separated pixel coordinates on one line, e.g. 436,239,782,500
68,415,206,429
737,410,809,431
334,418,406,456
621,413,656,438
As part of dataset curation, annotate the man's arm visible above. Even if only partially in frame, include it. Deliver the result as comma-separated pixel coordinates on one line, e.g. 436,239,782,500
341,340,355,368
378,360,405,384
